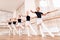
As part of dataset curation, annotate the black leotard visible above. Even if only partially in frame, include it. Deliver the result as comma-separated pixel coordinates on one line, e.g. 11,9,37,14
13,21,16,25
26,16,30,21
18,19,21,23
35,12,43,18
8,22,12,25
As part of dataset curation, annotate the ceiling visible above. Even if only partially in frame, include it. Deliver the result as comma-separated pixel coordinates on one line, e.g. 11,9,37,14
0,0,24,12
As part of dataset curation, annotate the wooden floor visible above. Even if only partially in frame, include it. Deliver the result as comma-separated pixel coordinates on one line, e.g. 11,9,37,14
0,35,60,40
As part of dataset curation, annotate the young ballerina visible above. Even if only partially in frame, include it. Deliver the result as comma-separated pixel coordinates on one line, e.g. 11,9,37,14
7,18,13,35
17,15,24,36
12,18,18,35
24,11,37,36
30,7,58,37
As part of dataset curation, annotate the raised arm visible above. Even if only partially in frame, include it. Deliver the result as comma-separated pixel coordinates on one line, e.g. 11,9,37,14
42,13,47,16
30,10,35,13
46,9,58,15
42,9,59,16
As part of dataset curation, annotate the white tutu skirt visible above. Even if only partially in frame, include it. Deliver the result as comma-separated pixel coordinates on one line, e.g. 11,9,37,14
36,18,54,37
37,18,42,24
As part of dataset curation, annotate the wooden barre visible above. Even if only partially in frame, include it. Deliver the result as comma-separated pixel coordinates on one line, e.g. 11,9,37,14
44,16,60,21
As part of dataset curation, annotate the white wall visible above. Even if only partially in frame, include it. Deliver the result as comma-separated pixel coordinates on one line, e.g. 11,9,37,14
0,11,13,22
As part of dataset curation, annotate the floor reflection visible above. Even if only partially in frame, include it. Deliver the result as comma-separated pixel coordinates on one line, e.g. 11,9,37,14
0,35,60,40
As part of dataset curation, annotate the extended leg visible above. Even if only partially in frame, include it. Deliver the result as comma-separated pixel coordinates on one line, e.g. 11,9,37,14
29,23,37,35
41,21,54,37
38,24,45,37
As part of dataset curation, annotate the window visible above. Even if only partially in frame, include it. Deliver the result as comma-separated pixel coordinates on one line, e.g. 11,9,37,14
53,0,60,8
